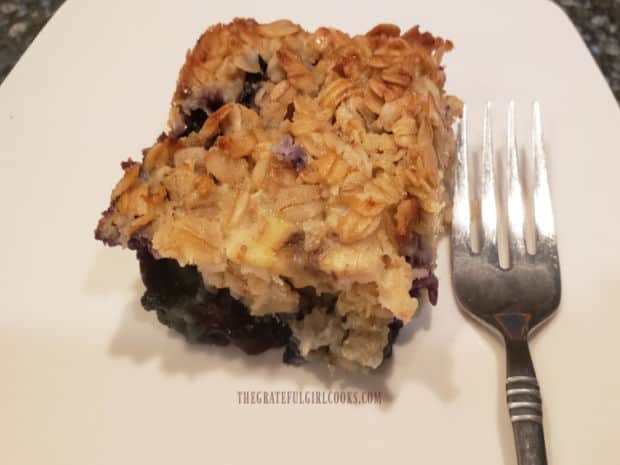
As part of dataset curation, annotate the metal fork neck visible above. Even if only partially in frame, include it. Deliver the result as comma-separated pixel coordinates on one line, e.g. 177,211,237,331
495,312,537,378
496,312,548,465
495,312,531,340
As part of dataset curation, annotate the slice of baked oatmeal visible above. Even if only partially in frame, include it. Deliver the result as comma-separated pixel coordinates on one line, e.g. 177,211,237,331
95,19,462,371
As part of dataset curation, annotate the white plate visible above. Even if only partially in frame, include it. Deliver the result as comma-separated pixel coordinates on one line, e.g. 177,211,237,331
1,0,619,463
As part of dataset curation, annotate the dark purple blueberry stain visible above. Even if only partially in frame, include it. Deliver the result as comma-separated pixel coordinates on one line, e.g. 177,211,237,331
410,273,439,306
273,135,308,171
284,102,295,121
237,55,268,108
258,55,268,74
180,109,208,138
129,238,291,355
295,287,337,321
402,232,439,306
282,338,306,366
238,82,257,108
94,205,120,246
203,91,225,113
383,318,404,359
179,91,224,138
128,235,157,258
120,158,137,170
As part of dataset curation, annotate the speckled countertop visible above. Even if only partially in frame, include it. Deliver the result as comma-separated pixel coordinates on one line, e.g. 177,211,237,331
1,0,619,102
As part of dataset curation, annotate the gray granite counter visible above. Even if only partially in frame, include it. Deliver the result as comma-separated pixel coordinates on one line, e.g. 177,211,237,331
0,0,63,80
1,0,619,102
556,0,620,102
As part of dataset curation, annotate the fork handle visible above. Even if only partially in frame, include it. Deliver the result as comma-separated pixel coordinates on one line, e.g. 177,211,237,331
500,314,548,465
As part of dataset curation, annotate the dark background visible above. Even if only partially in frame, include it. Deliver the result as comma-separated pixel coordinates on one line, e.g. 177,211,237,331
0,0,618,102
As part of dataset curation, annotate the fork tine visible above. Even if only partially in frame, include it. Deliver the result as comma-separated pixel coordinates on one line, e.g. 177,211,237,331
480,102,498,261
506,100,526,263
532,102,557,247
451,105,471,251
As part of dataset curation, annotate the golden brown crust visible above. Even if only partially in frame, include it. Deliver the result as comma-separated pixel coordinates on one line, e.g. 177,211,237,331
96,19,461,370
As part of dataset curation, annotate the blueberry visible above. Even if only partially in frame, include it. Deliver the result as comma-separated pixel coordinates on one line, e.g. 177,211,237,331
410,273,439,305
383,318,403,359
181,109,208,137
130,238,292,355
237,55,268,108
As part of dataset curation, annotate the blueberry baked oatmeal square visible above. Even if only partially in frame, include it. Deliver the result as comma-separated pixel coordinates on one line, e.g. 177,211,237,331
95,19,462,371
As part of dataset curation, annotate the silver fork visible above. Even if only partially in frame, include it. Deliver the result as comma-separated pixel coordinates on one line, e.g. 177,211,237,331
451,101,561,465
